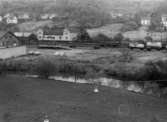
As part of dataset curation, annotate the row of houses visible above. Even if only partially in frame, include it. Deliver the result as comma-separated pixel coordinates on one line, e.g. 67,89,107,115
37,27,79,41
0,13,30,24
110,11,135,19
123,30,167,41
2,25,167,49
0,13,58,24
0,26,81,49
140,14,167,27
0,31,39,48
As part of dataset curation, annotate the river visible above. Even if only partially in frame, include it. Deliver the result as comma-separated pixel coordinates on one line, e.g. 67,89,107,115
25,75,144,93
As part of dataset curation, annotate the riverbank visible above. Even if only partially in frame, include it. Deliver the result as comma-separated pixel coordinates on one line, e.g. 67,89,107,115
1,50,167,98
25,74,167,97
0,74,167,122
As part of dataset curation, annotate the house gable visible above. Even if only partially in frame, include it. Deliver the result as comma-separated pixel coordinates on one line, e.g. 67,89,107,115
0,32,19,48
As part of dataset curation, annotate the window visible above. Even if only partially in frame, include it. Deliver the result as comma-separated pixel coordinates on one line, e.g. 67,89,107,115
65,32,68,35
13,43,17,47
59,36,62,40
4,36,8,39
2,42,5,46
38,36,43,40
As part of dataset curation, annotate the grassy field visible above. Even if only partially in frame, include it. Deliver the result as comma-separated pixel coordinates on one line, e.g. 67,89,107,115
87,24,123,38
0,75,167,122
29,48,167,63
17,20,54,32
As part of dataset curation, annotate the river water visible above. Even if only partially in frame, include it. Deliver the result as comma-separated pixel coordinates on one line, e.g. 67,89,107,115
26,75,144,93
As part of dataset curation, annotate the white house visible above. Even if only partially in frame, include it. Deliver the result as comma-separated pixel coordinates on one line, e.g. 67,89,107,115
18,13,30,20
0,16,3,22
40,13,57,20
110,12,123,18
37,27,79,41
40,14,50,20
161,14,167,27
6,15,18,24
48,14,57,19
4,13,11,18
141,16,151,26
14,32,32,37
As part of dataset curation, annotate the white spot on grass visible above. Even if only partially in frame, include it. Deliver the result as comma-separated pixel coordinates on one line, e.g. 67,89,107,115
94,87,99,93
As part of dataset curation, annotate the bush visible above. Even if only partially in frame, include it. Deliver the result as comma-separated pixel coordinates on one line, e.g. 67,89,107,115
35,59,56,78
144,60,167,81
121,21,139,32
119,48,133,62
92,33,113,48
93,33,112,42
113,33,124,42
0,60,6,74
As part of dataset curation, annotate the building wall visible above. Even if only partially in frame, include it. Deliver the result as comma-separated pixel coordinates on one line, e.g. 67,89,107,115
147,32,167,41
141,19,151,26
0,46,27,59
6,17,18,24
0,33,20,48
14,32,31,37
123,31,147,40
123,30,167,41
162,21,167,27
37,29,75,41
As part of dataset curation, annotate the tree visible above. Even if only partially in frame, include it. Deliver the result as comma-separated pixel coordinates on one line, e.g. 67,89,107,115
145,36,153,42
77,27,90,41
150,116,159,122
70,63,83,83
113,33,124,43
93,33,111,42
29,34,38,45
85,68,102,93
119,48,133,62
121,21,139,32
134,13,141,26
36,59,56,79
149,12,162,31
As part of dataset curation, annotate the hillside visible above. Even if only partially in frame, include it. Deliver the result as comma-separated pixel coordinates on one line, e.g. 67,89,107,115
17,20,54,32
0,74,166,122
0,0,112,27
0,0,164,27
87,24,123,38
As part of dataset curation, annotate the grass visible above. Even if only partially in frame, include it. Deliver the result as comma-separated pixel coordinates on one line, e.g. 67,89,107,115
0,75,167,122
87,24,123,38
17,20,54,32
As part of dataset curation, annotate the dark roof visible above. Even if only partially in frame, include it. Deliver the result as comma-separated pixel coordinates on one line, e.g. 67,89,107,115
0,31,7,39
42,27,80,35
43,28,64,35
141,16,151,20
0,31,19,42
68,27,80,33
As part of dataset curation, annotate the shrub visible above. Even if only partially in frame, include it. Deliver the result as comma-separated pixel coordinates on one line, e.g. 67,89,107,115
85,67,103,85
119,48,133,62
35,59,56,79
145,36,153,42
150,116,159,122
121,21,139,32
113,33,124,42
93,33,112,42
0,60,7,74
144,60,167,81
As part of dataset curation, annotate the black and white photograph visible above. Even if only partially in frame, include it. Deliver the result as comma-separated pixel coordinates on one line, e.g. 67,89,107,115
0,0,167,121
